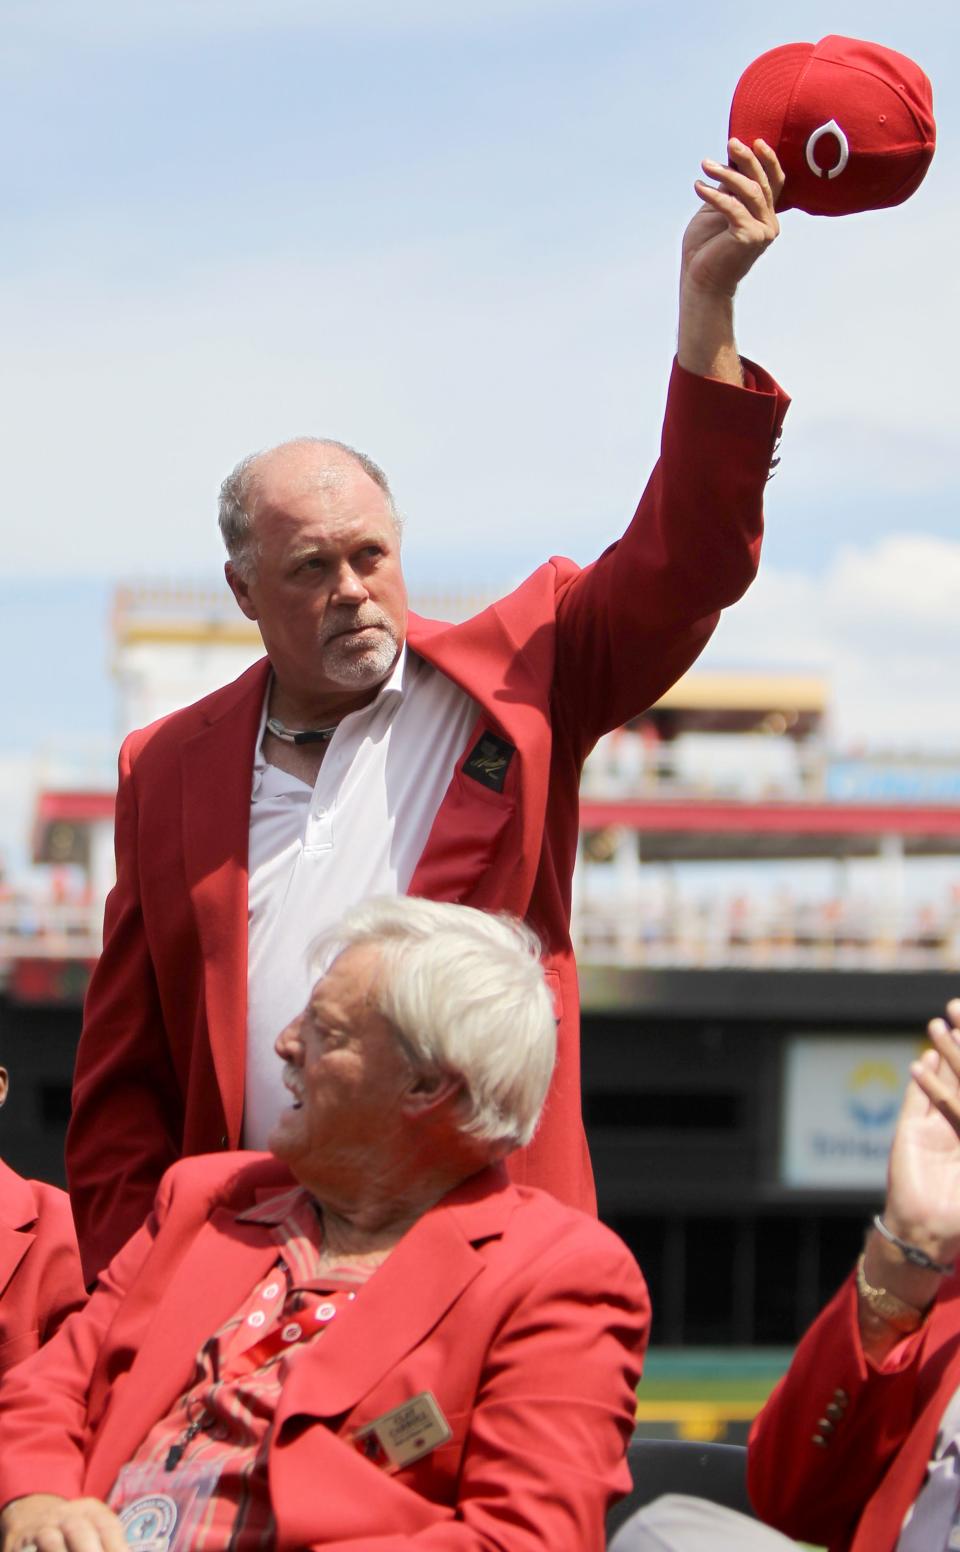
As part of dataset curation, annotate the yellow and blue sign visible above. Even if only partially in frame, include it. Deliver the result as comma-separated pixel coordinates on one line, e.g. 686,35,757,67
781,1037,922,1189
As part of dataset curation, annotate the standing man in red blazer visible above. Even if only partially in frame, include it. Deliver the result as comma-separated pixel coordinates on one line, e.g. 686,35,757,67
748,997,960,1552
1,899,648,1552
68,138,790,1281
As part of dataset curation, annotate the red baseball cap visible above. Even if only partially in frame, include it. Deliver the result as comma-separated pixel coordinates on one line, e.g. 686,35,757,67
729,35,935,216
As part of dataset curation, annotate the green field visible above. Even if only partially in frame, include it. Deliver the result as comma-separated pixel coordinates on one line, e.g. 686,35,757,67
635,1348,793,1441
635,1350,823,1547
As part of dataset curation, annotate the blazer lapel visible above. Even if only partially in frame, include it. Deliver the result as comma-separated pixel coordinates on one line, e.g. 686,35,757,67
180,659,270,1144
407,593,553,768
853,1323,960,1549
278,1168,516,1422
0,1164,37,1295
407,589,555,913
0,1228,30,1298
84,1207,280,1497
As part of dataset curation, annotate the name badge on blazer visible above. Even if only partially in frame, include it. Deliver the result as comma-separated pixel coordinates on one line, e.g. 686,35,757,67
354,1392,452,1470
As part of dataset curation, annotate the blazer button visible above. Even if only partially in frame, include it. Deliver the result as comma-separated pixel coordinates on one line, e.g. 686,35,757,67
812,1434,828,1448
220,1134,229,1149
834,1388,849,1406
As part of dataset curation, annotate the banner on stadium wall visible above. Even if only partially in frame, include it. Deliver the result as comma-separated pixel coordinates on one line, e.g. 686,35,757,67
826,759,960,802
780,1036,925,1189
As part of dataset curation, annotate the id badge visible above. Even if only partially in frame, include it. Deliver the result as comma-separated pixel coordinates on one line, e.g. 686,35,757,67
108,1460,223,1552
354,1391,452,1473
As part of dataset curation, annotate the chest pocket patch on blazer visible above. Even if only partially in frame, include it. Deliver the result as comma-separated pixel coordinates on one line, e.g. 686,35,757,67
462,732,515,794
408,728,518,907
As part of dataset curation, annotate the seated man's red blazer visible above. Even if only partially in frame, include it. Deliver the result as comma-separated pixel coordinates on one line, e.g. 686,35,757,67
749,1266,960,1552
0,1153,648,1552
0,1158,85,1376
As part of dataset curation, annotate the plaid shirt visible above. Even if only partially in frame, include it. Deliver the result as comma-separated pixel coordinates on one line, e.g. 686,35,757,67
110,1186,368,1552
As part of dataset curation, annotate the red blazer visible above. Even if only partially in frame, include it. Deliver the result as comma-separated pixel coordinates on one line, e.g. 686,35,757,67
67,359,789,1280
748,1269,960,1551
0,1159,85,1377
0,1153,649,1552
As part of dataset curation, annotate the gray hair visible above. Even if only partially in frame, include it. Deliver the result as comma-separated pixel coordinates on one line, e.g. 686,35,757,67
218,438,400,580
313,897,557,1151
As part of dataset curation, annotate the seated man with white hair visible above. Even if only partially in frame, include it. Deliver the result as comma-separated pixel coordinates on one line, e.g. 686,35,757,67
0,898,649,1552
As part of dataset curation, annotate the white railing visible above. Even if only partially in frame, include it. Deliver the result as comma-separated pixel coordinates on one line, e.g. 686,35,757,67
573,895,960,971
5,881,960,974
2,893,960,980
580,734,825,802
0,899,103,962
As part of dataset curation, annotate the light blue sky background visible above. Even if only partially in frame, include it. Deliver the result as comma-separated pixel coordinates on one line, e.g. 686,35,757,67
1,1,957,790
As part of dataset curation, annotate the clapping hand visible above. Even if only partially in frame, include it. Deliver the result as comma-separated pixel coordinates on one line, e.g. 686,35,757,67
883,999,960,1269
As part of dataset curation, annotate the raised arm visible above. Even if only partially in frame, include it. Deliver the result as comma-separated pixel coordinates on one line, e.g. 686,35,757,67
749,1002,960,1545
552,139,788,748
859,1004,960,1359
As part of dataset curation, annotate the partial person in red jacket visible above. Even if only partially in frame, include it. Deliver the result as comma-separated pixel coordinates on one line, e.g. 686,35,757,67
748,997,960,1552
0,1062,85,1377
0,898,648,1552
67,139,790,1281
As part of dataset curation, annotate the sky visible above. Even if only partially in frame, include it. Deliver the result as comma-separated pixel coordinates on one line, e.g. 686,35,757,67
1,0,957,872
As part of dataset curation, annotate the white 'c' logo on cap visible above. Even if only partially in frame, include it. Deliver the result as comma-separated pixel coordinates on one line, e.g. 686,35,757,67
805,120,850,180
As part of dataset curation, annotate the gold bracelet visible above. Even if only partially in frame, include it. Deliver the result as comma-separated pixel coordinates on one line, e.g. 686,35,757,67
856,1253,926,1334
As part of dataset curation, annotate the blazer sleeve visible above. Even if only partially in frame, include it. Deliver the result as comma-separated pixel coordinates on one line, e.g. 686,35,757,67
0,1191,163,1508
66,734,184,1285
306,1233,649,1552
747,1269,934,1548
551,357,789,753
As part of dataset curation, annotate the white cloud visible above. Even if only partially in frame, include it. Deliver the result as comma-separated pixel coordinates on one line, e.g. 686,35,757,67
706,534,960,751
829,536,960,630
732,195,958,483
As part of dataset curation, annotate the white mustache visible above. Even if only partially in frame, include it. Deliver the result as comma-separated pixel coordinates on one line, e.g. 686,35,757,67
323,610,392,643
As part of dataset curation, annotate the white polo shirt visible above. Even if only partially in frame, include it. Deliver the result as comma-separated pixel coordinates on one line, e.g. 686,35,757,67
243,647,478,1148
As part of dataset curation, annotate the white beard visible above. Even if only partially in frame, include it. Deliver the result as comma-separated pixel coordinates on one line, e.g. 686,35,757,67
322,624,400,689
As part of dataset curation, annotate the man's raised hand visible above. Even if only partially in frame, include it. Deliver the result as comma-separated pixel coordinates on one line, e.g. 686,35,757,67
879,1001,960,1275
676,137,784,383
683,137,784,298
